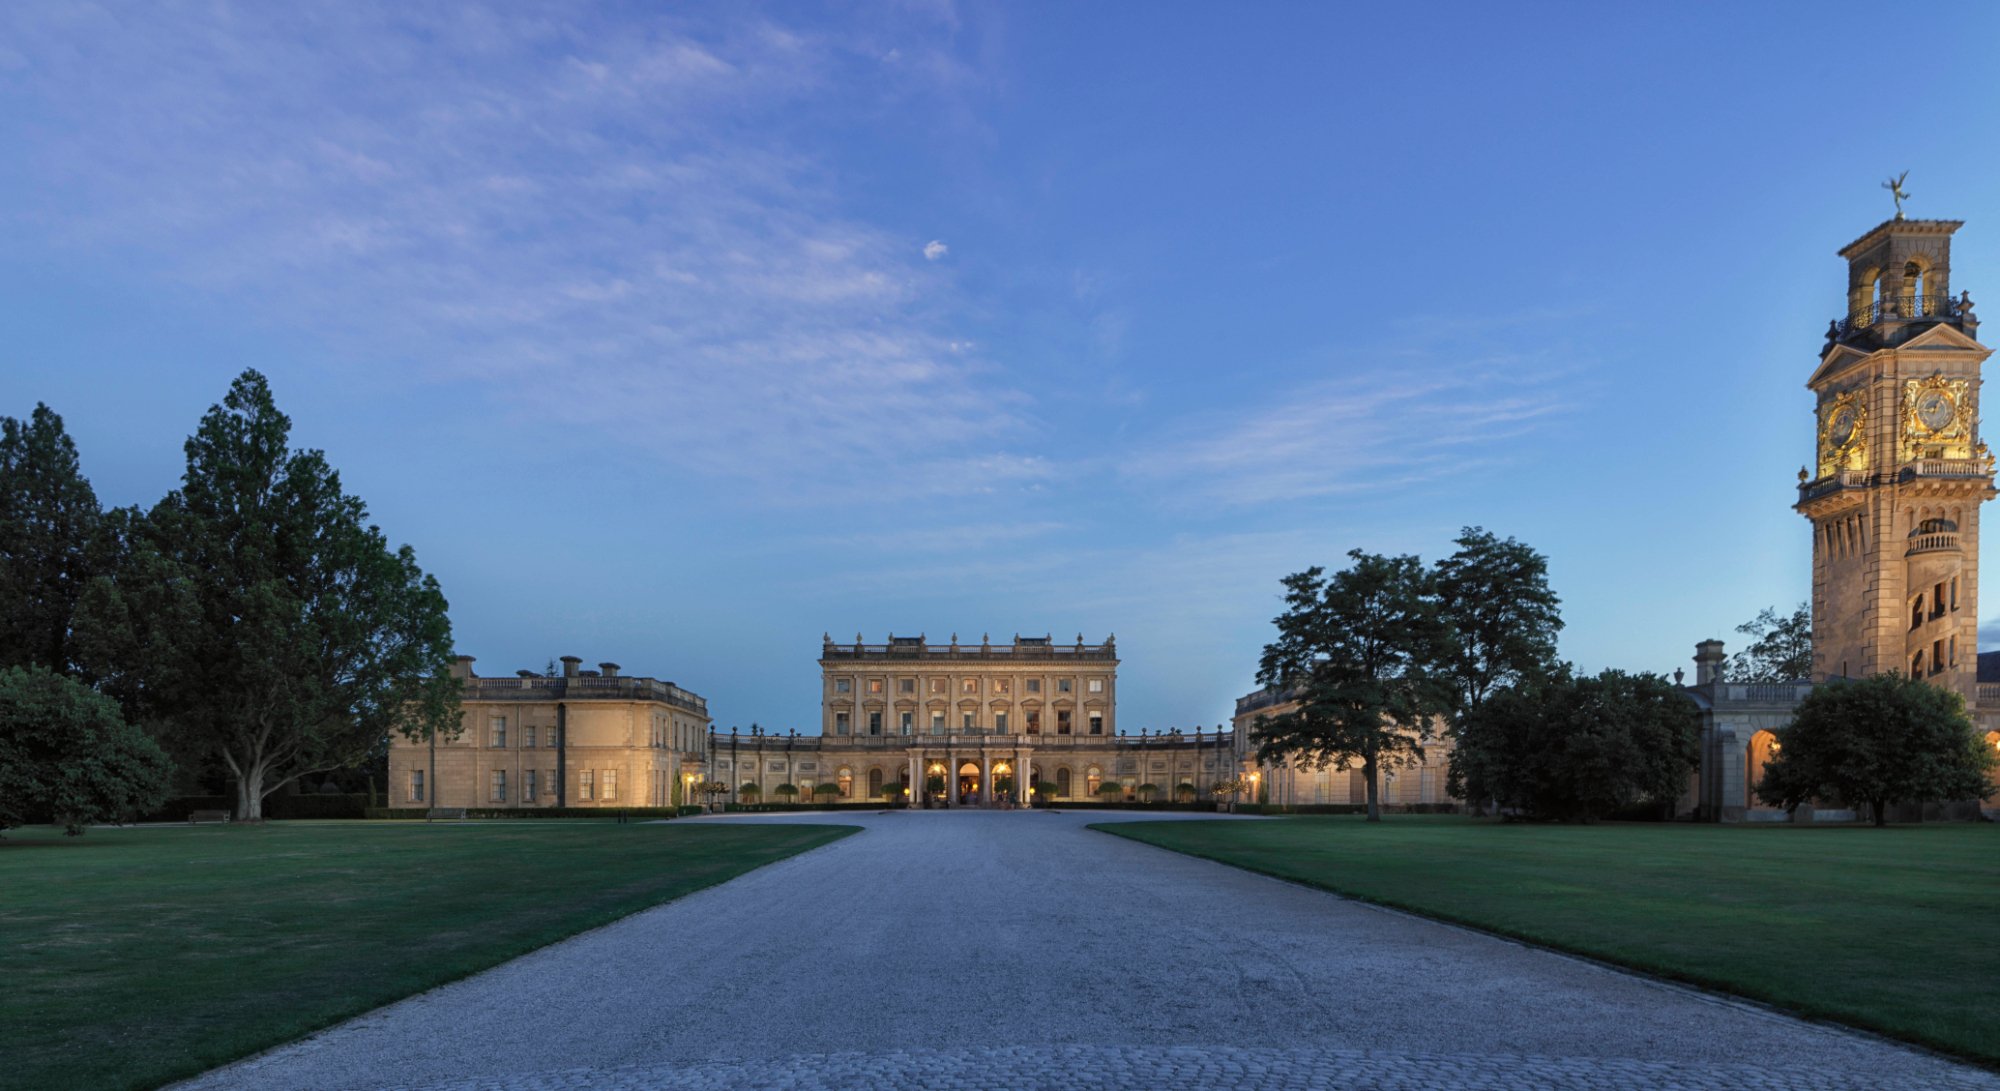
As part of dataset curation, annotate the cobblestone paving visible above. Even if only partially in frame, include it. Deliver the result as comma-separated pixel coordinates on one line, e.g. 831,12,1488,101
175,811,1998,1091
390,1044,2000,1091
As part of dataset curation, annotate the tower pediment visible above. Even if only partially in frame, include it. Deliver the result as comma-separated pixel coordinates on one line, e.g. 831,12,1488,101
1895,322,1989,357
1806,343,1875,389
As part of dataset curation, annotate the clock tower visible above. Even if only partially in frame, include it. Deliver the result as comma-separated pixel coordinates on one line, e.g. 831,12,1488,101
1798,214,1992,695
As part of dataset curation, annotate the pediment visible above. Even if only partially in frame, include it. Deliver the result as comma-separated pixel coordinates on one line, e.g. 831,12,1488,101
1897,322,1991,356
1807,343,1875,389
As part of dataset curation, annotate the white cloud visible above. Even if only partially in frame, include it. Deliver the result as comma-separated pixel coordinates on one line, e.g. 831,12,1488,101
0,3,1010,503
923,239,949,261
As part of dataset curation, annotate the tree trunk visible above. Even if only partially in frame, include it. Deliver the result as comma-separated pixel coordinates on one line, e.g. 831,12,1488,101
1873,797,1888,827
1363,757,1381,822
236,767,266,821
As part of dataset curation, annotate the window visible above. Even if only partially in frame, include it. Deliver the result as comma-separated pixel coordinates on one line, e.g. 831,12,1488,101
1026,679,1041,694
524,726,536,748
491,716,507,748
1089,712,1104,735
1950,634,1959,668
491,769,507,802
931,711,945,733
1088,678,1104,693
545,727,557,748
1933,583,1948,620
1912,651,1925,676
838,768,853,798
867,768,884,797
410,769,425,802
1056,767,1072,797
962,712,974,731
1026,711,1041,734
835,712,850,736
1057,710,1072,735
994,679,1010,694
995,712,1009,733
580,770,595,801
1085,767,1102,796
899,678,915,694
1912,596,1925,631
523,769,538,801
603,769,617,801
1058,679,1072,693
835,678,851,693
930,679,945,694
1952,577,1961,611
868,679,883,694
900,711,913,735
869,711,883,736
962,678,977,694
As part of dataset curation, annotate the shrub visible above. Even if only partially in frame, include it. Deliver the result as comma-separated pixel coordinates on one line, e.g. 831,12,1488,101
773,783,799,801
1136,783,1159,803
0,666,173,834
1097,782,1127,802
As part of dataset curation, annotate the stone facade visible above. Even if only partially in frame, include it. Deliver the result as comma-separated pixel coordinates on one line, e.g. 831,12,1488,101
705,633,1235,807
386,655,712,810
1228,687,1459,808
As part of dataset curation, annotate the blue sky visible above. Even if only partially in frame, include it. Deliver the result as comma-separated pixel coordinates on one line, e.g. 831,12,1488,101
6,2,2000,733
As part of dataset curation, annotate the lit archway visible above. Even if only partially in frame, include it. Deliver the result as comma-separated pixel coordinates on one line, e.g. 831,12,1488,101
1747,730,1781,808
1985,732,2000,794
958,761,982,804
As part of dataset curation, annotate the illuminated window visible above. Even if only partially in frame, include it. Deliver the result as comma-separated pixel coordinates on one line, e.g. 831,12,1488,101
962,678,977,694
603,769,617,801
868,679,883,694
579,770,594,801
994,679,1010,694
1026,711,1041,734
1088,678,1104,693
930,679,946,694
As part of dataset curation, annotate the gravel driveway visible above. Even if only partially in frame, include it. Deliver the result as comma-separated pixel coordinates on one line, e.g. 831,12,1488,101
174,810,1997,1091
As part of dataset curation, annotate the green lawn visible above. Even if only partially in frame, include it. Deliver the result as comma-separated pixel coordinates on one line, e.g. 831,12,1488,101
0,819,853,1091
1100,816,2000,1066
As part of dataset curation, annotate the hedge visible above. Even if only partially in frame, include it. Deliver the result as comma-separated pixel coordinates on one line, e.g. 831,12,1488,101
363,806,684,820
145,793,373,822
1231,802,1461,815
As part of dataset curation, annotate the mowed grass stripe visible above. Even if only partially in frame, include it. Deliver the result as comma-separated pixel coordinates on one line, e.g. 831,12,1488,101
1099,816,2000,1067
0,820,855,1091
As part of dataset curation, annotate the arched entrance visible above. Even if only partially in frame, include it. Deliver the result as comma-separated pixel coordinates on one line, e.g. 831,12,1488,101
958,761,982,805
1747,730,1781,810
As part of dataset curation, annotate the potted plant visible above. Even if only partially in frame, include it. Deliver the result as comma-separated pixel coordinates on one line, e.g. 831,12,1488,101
773,782,800,806
738,782,761,808
1136,783,1160,804
880,782,905,809
1034,781,1062,808
925,774,946,807
812,782,841,807
698,780,730,813
1097,782,1127,805
1175,781,1197,804
1210,777,1244,813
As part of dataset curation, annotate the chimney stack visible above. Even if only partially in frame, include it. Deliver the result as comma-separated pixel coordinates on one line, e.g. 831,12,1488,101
560,655,582,678
1693,640,1727,685
449,655,476,681
598,662,621,677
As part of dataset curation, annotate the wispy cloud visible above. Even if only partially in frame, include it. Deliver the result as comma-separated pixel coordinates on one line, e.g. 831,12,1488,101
0,4,1012,501
923,239,949,261
1125,355,1578,506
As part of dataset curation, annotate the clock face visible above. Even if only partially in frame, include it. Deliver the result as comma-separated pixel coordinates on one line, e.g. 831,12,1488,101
1828,406,1859,447
1917,391,1955,431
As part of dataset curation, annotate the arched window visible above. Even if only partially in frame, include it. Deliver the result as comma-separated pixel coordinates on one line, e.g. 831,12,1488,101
1747,730,1781,809
837,767,853,799
867,768,884,797
1085,766,1102,796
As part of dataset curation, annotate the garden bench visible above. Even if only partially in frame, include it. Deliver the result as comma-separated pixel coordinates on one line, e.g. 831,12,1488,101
427,807,467,820
187,809,230,825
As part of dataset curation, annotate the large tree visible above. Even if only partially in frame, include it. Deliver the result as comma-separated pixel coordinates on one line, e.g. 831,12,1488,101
1253,551,1449,822
0,665,173,835
1727,602,1812,682
77,370,456,820
1433,527,1563,800
0,405,107,674
1756,672,1993,826
1452,668,1700,822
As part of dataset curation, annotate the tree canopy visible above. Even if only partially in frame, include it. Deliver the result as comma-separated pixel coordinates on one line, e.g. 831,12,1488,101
1433,527,1563,801
1756,672,1993,825
0,405,107,675
1451,668,1699,822
0,665,173,835
76,370,456,820
1727,603,1812,683
1254,551,1450,821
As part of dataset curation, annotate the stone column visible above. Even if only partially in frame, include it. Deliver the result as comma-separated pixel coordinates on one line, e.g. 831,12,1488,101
908,750,919,808
982,754,993,809
1020,747,1033,806
944,744,954,808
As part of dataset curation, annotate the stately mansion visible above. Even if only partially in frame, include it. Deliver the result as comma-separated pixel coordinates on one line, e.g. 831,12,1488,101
386,634,1458,812
385,211,1999,822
